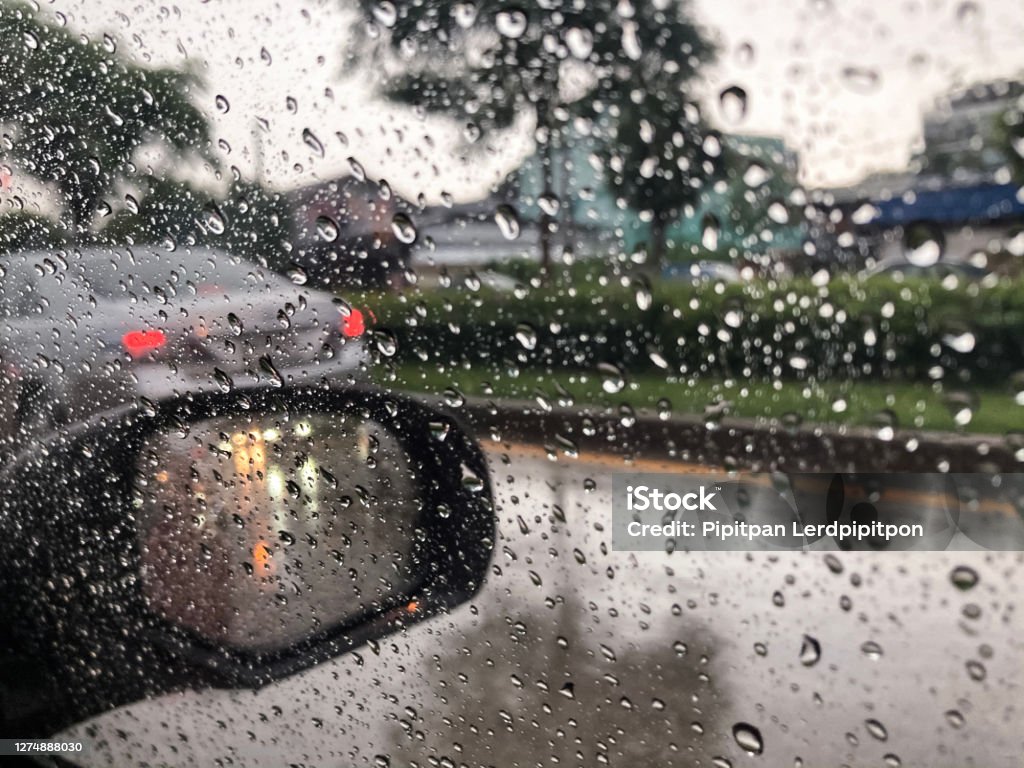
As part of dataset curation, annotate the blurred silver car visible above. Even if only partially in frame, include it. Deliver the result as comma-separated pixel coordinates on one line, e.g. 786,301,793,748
0,246,369,441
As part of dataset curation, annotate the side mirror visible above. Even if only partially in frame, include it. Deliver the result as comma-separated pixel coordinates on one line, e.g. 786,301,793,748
0,387,494,735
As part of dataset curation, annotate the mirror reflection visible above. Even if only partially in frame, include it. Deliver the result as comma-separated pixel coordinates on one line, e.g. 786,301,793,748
133,412,423,651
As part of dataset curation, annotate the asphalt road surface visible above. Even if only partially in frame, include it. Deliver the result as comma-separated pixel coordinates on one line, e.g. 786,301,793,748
64,441,1024,767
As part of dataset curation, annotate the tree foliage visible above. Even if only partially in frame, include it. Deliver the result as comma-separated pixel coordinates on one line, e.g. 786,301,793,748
350,0,718,264
0,1,209,238
100,177,295,271
0,210,65,253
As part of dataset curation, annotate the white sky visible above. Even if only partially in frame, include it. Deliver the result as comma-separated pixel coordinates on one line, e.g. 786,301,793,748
33,0,1024,202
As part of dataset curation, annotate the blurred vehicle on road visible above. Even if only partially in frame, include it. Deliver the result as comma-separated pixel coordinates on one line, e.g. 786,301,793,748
0,246,368,443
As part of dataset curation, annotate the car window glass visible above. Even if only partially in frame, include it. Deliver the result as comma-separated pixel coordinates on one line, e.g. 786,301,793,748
0,0,1021,765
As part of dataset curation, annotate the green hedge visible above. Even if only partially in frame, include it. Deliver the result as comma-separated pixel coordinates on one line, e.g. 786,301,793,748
355,274,1024,385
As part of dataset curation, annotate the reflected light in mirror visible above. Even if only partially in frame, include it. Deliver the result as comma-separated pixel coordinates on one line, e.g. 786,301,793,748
133,412,424,651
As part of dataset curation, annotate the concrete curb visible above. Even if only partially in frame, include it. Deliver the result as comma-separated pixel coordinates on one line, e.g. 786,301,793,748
411,394,1022,472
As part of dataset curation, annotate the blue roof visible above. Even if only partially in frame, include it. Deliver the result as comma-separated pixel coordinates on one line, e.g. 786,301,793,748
871,182,1024,227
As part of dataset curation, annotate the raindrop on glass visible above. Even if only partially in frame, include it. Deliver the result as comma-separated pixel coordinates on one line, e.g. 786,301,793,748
732,723,764,756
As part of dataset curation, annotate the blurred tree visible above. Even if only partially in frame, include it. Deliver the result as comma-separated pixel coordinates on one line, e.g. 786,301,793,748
0,1,209,240
717,138,801,255
996,103,1024,183
349,0,715,270
100,177,295,271
604,98,724,265
0,211,65,253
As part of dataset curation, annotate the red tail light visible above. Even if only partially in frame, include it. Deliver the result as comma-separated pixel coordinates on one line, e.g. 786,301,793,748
122,329,167,357
340,308,366,338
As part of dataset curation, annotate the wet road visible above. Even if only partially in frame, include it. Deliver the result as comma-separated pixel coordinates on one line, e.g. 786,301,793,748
66,441,1024,767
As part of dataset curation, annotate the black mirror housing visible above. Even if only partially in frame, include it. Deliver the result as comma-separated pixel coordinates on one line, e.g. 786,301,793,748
0,386,495,734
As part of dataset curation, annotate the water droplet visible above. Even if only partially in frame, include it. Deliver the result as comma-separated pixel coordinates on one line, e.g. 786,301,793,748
515,323,538,351
943,391,976,426
799,635,821,666
302,128,325,158
495,204,521,240
873,409,897,441
788,354,809,372
259,355,284,387
597,362,625,394
950,565,979,590
965,659,986,682
443,387,465,408
767,201,790,224
463,121,482,143
635,282,652,311
840,66,881,93
743,163,770,187
565,26,593,59
316,215,339,242
656,398,672,421
619,403,636,427
851,203,879,224
865,719,888,741
860,640,884,660
718,85,748,124
454,3,477,29
735,41,755,66
538,192,560,216
495,9,527,38
201,203,226,235
621,19,642,60
941,330,976,354
944,709,965,729
391,212,417,244
904,223,943,266
955,1,980,23
347,156,366,180
215,94,230,113
286,263,308,285
371,1,398,27
732,723,764,756
782,412,803,432
701,213,720,251
212,367,234,393
374,330,398,357
702,133,722,157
